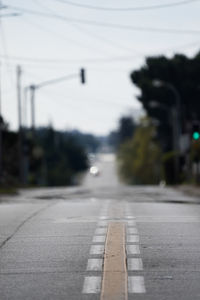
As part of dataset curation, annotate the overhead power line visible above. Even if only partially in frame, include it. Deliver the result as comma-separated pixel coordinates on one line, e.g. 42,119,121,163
8,5,200,35
30,0,139,55
32,0,142,55
0,5,8,10
0,3,20,17
0,36,200,66
0,5,16,89
0,53,141,64
0,13,21,17
21,17,115,57
54,0,200,11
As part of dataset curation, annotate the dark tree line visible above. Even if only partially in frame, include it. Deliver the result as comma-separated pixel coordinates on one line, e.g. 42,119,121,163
130,52,200,152
129,51,200,183
108,116,136,150
0,122,100,187
30,127,89,186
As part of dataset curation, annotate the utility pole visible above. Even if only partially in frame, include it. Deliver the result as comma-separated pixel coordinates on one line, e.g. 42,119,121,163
0,1,3,184
30,85,36,132
23,86,29,127
17,65,22,130
17,65,24,184
0,63,2,183
22,86,29,185
0,63,2,114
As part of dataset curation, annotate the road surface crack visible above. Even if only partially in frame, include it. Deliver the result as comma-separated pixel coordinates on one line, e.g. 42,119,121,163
0,203,54,250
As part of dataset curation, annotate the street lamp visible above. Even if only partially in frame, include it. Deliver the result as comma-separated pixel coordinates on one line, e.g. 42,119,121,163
152,80,181,112
149,101,171,126
149,100,173,124
152,80,181,182
149,100,168,110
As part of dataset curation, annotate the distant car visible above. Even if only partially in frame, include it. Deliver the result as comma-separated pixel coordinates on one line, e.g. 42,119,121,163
89,166,100,176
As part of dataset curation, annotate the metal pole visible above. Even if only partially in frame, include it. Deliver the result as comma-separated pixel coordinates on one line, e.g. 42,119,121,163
23,87,28,127
166,84,181,183
0,62,2,114
28,69,84,132
0,7,3,183
17,66,22,129
0,62,2,183
30,85,36,131
166,83,181,149
153,80,181,183
17,65,23,184
22,87,29,185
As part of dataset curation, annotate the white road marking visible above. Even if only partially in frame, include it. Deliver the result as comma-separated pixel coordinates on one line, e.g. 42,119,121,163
125,216,136,219
98,221,107,227
127,235,139,243
86,259,103,271
128,276,146,293
127,220,136,226
128,258,143,271
99,216,109,220
93,235,106,243
95,228,107,235
126,244,140,255
90,245,105,255
127,227,138,235
82,276,101,294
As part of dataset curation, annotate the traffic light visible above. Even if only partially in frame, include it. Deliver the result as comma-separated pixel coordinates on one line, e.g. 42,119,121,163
192,122,200,140
80,68,86,84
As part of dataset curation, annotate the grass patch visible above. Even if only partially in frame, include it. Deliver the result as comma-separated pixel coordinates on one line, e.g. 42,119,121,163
0,187,18,195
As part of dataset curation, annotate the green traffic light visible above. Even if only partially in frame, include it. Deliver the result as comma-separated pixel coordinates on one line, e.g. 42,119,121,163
193,131,200,140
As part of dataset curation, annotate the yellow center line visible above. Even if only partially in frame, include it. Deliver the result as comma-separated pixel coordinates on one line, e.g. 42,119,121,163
100,222,128,300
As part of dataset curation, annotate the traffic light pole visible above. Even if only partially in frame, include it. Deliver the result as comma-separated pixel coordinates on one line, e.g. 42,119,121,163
22,69,85,186
28,69,85,131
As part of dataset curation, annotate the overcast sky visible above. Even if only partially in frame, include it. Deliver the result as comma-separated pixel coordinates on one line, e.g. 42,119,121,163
1,0,200,134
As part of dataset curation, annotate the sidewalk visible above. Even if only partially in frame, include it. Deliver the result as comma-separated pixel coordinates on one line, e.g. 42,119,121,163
176,184,200,199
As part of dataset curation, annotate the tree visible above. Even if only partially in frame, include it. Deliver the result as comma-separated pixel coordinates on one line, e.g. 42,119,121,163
108,115,136,151
30,126,89,186
68,130,100,153
108,130,119,151
118,117,162,184
130,52,200,152
2,130,19,186
118,116,136,144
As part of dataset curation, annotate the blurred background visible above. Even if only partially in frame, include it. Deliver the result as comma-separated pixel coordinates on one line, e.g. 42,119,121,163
1,0,200,189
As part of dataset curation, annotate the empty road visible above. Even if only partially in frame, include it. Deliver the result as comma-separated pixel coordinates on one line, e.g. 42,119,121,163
0,154,200,299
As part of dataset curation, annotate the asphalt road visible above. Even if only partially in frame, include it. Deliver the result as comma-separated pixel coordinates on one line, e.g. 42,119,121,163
0,154,200,299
